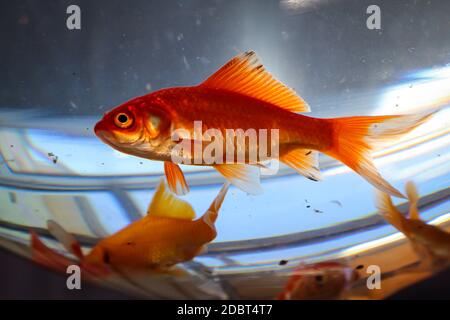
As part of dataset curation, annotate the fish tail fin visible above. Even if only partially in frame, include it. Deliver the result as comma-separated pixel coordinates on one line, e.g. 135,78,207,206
375,190,407,232
199,182,230,239
405,181,420,220
325,111,435,198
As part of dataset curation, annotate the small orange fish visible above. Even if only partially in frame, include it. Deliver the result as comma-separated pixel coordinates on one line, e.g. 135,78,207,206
277,262,358,300
31,180,229,274
95,51,434,197
376,181,450,271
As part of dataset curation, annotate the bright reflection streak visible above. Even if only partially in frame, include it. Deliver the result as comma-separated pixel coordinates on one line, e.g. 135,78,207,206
374,66,450,117
280,0,333,14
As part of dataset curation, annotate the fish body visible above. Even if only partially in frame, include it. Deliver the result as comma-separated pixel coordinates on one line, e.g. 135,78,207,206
95,51,434,196
31,180,229,273
277,262,358,300
152,86,329,150
376,181,450,270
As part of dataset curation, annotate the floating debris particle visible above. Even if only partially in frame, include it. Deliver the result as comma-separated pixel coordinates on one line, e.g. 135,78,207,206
182,55,190,70
279,260,288,266
145,83,152,91
313,209,323,214
48,152,58,164
69,101,78,110
196,56,210,65
8,192,17,204
330,200,342,207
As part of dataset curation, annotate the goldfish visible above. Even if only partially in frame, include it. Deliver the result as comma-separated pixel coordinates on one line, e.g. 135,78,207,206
376,181,450,271
277,262,358,300
31,180,229,274
95,51,434,196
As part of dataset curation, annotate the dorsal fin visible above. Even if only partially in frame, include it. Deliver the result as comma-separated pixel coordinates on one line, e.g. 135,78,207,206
147,179,195,220
200,51,310,113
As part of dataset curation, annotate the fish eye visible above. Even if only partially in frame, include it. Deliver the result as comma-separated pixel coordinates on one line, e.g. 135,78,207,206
114,112,134,129
315,275,324,283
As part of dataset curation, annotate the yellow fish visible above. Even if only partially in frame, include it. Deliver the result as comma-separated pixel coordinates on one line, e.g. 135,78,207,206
376,181,450,271
31,180,230,274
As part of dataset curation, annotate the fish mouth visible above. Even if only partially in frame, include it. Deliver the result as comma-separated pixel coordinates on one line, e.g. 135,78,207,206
94,122,115,145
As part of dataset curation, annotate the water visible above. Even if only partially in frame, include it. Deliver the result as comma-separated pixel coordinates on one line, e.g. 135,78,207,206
1,0,450,299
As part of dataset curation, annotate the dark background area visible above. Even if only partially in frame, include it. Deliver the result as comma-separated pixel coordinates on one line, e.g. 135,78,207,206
1,0,450,116
1,247,450,299
0,248,133,299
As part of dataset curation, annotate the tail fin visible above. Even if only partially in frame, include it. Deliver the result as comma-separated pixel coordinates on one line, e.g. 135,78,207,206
326,111,435,197
405,181,420,220
202,182,230,227
375,190,407,232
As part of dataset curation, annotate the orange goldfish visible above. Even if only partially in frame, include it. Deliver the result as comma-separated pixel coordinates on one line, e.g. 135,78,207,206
376,181,450,271
277,262,358,300
31,180,229,274
95,51,434,196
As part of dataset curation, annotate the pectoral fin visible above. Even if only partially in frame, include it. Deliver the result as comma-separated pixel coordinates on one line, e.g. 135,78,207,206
47,220,84,260
164,161,189,195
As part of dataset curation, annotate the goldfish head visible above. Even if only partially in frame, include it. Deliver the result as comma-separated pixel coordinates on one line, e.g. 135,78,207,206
94,96,172,159
85,245,110,266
